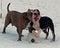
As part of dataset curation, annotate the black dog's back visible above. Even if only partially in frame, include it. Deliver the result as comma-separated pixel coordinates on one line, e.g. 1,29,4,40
39,16,54,29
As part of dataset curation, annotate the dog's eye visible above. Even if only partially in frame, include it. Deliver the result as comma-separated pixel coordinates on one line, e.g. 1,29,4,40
34,13,36,15
38,13,40,15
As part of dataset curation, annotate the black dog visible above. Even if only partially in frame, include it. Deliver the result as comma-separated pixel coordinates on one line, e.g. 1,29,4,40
29,16,55,41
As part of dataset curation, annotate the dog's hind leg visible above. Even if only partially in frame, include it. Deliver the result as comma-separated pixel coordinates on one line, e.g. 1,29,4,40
43,28,49,39
2,18,11,33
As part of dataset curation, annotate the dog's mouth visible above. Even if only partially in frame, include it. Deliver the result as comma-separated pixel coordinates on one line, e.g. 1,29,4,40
33,13,40,21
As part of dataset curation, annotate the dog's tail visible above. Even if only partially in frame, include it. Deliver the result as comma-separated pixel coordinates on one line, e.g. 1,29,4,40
50,21,55,41
7,3,10,12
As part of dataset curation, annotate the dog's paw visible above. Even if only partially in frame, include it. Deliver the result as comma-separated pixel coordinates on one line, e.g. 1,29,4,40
45,37,48,39
2,32,6,34
17,39,21,41
50,39,55,42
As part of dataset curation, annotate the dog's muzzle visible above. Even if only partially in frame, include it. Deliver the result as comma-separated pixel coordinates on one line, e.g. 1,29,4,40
34,13,40,21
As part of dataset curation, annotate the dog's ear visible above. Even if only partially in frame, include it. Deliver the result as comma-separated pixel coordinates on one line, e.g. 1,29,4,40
37,9,40,13
28,9,31,12
27,9,33,12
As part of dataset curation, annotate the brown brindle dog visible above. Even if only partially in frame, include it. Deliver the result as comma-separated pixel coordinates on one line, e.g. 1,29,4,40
2,3,33,41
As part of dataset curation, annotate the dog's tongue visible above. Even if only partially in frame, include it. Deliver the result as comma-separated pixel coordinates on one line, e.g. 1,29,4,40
34,15,39,21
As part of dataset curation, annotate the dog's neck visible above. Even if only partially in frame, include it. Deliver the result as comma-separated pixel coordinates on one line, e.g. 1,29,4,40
32,19,40,30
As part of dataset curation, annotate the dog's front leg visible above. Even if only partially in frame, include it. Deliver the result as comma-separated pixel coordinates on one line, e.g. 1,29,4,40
17,28,22,41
